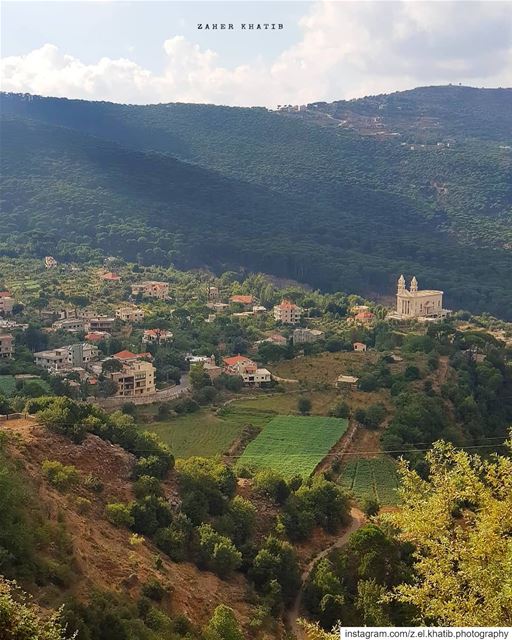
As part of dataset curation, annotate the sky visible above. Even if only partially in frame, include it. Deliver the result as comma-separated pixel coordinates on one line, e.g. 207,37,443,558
1,0,511,107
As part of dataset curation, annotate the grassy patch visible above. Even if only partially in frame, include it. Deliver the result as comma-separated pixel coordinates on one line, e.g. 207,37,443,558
238,415,348,478
338,456,399,506
139,405,275,459
0,376,16,397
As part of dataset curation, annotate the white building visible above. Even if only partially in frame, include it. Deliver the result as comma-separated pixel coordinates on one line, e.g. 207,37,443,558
52,318,87,333
34,343,99,372
142,329,173,344
293,328,324,344
394,275,448,320
273,300,302,324
223,355,271,385
131,281,169,300
116,306,144,323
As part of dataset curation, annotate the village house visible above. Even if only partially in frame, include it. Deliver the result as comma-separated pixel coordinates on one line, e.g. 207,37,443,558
223,355,271,385
273,300,302,324
207,285,219,301
207,302,229,312
336,374,359,388
34,343,99,372
186,354,216,367
131,281,169,300
293,327,325,344
45,256,58,269
88,316,116,332
85,331,111,342
116,306,144,323
353,311,375,325
392,275,449,321
0,319,28,331
52,318,88,333
353,342,367,352
108,359,156,398
230,294,254,306
350,305,370,314
255,334,287,347
102,272,121,282
0,334,14,359
203,361,223,380
0,292,15,316
142,328,174,344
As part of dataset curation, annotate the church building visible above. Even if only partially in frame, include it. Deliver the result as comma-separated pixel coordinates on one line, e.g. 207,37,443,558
395,275,447,320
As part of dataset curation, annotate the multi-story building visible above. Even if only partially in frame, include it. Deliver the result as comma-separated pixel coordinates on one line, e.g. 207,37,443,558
0,292,15,316
88,316,116,332
52,318,88,333
293,328,324,344
34,343,99,372
108,359,156,398
131,281,169,300
273,300,302,324
142,329,174,344
0,334,14,359
115,306,144,323
223,355,271,385
45,256,58,269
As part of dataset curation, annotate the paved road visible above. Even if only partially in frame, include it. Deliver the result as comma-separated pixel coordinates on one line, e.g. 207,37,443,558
287,507,365,639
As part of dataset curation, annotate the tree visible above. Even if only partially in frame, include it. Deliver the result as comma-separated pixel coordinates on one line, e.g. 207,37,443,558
197,524,242,578
0,579,71,639
253,469,290,505
249,536,300,603
298,396,312,415
189,364,211,390
388,438,512,626
101,358,123,374
204,604,244,640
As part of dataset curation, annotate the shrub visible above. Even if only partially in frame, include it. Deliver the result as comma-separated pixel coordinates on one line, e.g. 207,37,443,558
253,469,290,505
83,473,104,493
197,524,242,578
297,396,312,415
363,498,381,517
42,460,79,492
133,475,163,499
141,579,166,602
154,525,188,562
75,497,91,514
105,502,134,528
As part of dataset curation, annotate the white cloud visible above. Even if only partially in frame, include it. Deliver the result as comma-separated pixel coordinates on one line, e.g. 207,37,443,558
1,1,511,106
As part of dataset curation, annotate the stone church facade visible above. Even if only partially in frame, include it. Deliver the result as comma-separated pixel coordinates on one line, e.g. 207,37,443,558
395,275,446,319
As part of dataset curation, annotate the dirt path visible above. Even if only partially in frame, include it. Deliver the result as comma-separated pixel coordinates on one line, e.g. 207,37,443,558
286,507,365,639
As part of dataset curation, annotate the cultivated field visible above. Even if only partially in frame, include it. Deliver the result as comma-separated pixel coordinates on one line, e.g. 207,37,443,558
238,415,348,477
339,456,399,505
140,405,275,459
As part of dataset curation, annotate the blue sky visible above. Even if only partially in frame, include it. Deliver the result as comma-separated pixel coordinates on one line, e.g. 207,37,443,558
2,2,309,71
1,1,511,106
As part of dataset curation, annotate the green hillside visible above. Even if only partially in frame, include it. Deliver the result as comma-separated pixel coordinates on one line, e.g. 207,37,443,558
1,86,511,317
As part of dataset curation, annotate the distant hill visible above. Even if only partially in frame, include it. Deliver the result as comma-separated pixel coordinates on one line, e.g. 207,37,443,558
1,86,511,317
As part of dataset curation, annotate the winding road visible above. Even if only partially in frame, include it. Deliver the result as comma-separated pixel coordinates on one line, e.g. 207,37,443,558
287,507,366,639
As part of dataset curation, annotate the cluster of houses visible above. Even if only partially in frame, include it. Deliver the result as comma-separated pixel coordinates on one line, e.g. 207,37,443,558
0,268,455,403
33,341,157,399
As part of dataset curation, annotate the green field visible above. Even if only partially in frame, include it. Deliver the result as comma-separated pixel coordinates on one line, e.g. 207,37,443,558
139,405,275,459
0,376,16,397
339,457,399,505
238,415,348,478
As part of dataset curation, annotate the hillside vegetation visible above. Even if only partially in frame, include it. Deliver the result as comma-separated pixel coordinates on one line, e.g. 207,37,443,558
1,86,511,318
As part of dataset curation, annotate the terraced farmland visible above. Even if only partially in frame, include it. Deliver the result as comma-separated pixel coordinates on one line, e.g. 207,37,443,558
339,456,399,505
238,415,348,478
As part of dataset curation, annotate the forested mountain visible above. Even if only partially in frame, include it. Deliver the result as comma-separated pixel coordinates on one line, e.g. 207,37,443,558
1,86,511,318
